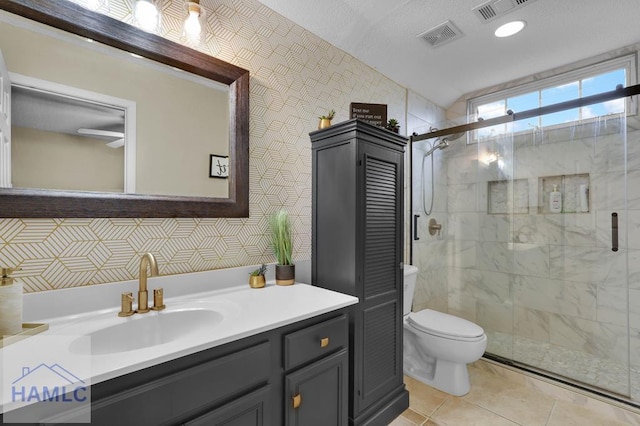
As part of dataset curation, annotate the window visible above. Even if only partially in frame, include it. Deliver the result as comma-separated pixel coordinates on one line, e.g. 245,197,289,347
468,54,636,141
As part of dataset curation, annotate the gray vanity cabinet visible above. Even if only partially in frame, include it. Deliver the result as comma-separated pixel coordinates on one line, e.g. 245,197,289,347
283,314,349,425
0,310,349,426
285,350,348,426
311,119,409,425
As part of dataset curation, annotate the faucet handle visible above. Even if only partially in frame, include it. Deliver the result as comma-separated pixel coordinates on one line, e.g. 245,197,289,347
151,288,166,311
118,292,135,317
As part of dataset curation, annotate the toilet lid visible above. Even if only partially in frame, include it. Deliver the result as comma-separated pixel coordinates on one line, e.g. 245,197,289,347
407,309,484,339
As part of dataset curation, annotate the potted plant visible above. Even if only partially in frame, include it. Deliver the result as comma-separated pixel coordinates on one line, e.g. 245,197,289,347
270,209,295,285
386,118,400,133
248,264,267,288
318,109,336,129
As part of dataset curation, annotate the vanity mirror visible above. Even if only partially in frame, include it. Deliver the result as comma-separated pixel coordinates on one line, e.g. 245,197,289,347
0,0,249,217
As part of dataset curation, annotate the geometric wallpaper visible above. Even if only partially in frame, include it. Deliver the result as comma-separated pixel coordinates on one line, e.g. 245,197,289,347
0,0,407,292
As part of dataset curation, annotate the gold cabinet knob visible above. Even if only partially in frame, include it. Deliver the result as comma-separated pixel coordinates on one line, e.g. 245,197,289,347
320,337,329,348
292,393,302,409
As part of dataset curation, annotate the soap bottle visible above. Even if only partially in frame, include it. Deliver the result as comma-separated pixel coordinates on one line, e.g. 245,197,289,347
549,185,562,213
0,267,23,336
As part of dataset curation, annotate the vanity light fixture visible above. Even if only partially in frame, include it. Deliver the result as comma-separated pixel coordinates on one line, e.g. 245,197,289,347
182,0,206,46
494,20,526,38
70,0,109,13
133,0,162,34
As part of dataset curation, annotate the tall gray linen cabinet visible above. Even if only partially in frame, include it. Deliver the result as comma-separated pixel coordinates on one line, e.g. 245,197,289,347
310,119,409,425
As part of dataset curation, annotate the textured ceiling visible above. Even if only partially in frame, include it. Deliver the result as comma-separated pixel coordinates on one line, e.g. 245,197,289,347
256,0,640,108
12,86,125,137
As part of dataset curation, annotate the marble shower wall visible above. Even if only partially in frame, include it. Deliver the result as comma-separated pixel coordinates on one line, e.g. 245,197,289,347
0,0,407,291
438,116,640,401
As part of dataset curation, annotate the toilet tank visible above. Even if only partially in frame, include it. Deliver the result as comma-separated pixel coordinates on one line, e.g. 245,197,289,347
403,265,419,315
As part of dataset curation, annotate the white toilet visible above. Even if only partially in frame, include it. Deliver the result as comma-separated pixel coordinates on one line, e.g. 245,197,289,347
402,265,487,396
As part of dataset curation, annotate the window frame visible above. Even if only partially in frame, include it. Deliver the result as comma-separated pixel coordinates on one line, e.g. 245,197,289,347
466,53,637,142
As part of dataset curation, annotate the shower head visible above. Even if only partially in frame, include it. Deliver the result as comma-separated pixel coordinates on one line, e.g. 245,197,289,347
425,137,451,156
445,132,465,142
423,131,466,156
427,127,465,142
435,139,449,150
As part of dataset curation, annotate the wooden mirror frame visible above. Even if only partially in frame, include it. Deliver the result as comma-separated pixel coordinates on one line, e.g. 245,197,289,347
0,0,249,218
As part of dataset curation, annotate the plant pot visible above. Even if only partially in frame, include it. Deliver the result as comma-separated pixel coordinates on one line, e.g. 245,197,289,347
249,274,266,288
318,118,332,129
275,264,295,286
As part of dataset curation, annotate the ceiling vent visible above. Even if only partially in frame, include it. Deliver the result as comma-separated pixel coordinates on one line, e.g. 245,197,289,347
417,20,464,48
473,0,538,23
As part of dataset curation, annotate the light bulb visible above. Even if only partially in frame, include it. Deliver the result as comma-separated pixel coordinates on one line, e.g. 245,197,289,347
182,2,205,45
184,10,201,38
134,0,160,33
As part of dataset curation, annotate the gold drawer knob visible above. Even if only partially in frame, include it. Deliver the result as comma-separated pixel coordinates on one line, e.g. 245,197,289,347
320,337,329,348
292,393,302,409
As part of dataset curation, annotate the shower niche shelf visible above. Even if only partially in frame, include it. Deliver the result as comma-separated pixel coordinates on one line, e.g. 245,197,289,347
488,179,529,215
538,173,590,214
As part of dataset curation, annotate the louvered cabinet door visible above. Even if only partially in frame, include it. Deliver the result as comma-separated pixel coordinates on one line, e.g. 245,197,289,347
355,142,403,414
310,119,409,424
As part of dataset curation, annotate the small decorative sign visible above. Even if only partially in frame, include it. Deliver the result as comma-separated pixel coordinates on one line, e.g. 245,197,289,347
209,155,229,179
349,103,387,127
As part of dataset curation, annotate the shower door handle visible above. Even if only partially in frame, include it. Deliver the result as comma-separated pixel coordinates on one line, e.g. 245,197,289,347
413,214,420,240
612,212,618,252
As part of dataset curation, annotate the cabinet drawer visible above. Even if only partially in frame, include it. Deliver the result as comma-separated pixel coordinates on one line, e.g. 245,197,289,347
184,385,272,426
88,341,271,426
284,314,347,370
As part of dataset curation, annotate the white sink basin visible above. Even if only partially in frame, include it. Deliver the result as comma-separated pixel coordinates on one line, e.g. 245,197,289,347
68,308,225,355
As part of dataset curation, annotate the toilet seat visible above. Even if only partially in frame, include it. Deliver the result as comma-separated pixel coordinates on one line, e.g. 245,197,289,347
407,309,485,341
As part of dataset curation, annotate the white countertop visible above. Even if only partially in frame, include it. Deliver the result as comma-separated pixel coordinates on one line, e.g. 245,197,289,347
0,263,358,414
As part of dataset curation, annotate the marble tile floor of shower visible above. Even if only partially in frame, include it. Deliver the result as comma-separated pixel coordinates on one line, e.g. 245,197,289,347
391,359,640,426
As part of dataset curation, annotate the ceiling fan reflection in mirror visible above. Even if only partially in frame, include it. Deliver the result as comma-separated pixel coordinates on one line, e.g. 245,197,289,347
9,73,137,194
77,128,125,148
10,75,129,150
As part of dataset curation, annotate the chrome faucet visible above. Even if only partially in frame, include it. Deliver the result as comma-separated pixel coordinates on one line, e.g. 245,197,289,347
136,252,159,313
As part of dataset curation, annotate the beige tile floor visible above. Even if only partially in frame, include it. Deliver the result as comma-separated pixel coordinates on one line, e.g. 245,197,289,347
390,359,640,426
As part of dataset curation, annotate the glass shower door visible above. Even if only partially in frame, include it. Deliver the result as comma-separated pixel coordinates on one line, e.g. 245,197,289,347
507,113,631,397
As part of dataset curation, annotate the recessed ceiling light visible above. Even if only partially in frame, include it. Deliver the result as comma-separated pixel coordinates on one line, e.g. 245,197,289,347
495,20,526,38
